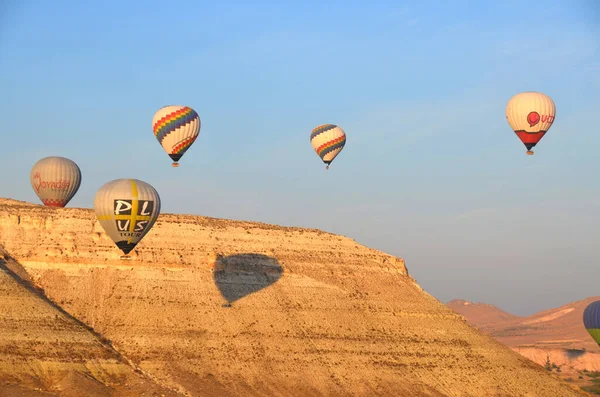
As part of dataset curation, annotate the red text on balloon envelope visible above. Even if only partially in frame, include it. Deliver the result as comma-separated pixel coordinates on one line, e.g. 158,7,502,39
541,115,555,124
32,172,71,192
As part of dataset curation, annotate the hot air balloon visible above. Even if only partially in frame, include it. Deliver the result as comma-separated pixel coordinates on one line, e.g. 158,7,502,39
94,179,161,258
583,300,600,346
310,124,346,170
30,156,81,207
506,91,556,155
153,105,201,167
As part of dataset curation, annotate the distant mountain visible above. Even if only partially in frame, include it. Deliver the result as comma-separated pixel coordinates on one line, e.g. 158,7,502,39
447,297,600,353
447,299,520,327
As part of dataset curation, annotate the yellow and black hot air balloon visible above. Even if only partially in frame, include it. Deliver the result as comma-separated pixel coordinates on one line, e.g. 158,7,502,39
94,178,161,257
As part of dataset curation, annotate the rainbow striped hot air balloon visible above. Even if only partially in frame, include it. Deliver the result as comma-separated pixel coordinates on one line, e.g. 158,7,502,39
152,105,201,167
310,124,346,170
584,300,600,346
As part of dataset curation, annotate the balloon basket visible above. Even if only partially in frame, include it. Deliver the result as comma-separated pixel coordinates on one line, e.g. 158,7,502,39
526,151,534,156
325,165,329,170
120,255,132,261
172,163,179,168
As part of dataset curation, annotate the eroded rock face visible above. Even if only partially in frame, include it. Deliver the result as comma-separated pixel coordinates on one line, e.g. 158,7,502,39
0,198,587,396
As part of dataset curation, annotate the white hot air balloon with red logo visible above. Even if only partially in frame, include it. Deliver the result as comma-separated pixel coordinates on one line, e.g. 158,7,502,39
30,156,82,207
506,92,556,155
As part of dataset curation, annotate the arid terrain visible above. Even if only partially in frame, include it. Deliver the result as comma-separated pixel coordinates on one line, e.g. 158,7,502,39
447,298,600,395
0,197,590,396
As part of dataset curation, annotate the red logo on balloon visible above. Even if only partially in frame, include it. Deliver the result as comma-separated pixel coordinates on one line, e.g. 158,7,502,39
527,111,540,127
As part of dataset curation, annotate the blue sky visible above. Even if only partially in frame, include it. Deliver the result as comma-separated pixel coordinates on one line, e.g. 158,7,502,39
1,0,598,316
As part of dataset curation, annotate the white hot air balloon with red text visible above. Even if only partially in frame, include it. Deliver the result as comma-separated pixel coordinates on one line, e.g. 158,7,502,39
506,92,556,155
30,156,81,207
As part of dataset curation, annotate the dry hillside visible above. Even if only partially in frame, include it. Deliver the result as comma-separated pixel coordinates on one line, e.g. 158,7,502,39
0,197,588,396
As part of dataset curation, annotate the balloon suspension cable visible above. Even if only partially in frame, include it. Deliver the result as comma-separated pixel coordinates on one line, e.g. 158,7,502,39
172,162,180,168
526,150,534,156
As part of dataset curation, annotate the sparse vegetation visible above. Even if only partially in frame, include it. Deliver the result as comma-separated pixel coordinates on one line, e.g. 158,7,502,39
578,372,600,395
542,355,566,373
581,384,600,395
544,355,552,371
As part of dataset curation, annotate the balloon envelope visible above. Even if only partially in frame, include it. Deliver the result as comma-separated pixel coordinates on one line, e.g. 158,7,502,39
94,179,161,255
584,300,600,346
506,92,556,154
153,105,201,166
30,156,81,207
310,124,346,169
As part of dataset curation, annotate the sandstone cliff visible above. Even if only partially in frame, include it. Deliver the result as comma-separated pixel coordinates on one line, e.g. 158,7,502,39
0,198,588,396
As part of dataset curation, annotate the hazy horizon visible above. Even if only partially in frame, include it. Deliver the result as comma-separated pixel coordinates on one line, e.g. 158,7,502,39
1,0,598,317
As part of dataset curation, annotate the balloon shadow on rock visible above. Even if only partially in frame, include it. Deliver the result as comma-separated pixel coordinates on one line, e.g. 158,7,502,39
566,348,587,359
213,253,283,308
